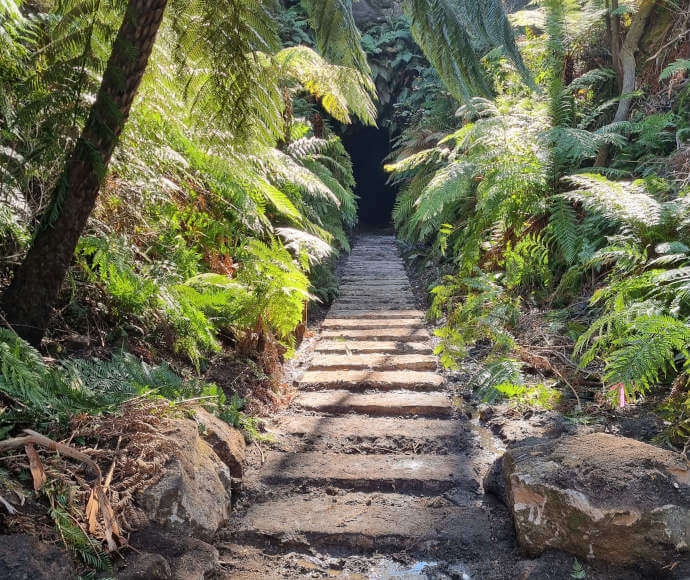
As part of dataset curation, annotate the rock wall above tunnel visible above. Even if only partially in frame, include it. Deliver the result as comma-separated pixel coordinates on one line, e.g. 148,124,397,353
351,0,401,26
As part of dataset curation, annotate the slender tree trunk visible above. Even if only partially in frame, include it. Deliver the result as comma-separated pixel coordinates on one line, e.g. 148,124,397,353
595,0,656,167
1,0,167,345
610,0,623,90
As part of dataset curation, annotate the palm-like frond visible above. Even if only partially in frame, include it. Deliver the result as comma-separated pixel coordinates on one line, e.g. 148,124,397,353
275,45,376,125
659,58,690,82
604,315,690,392
168,0,284,143
403,0,531,103
410,160,475,241
276,227,332,264
300,0,371,78
562,174,662,231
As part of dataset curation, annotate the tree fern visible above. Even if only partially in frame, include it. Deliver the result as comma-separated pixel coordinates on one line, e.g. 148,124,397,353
604,315,690,395
403,0,532,103
275,45,376,126
77,235,159,316
548,195,580,265
300,0,371,79
563,174,662,234
659,58,690,82
410,160,476,242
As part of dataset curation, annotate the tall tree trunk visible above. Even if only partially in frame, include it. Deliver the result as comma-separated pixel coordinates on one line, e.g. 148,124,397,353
1,0,167,346
608,0,623,90
595,0,656,167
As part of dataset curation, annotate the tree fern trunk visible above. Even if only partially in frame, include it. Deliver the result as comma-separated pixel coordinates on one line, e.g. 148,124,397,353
1,0,167,346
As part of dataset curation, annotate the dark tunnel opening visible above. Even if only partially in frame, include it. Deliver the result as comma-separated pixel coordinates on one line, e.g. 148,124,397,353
341,125,396,227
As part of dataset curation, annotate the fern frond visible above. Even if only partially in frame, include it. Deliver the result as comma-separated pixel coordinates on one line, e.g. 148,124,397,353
403,0,531,103
563,174,662,231
659,59,690,82
275,45,376,125
548,196,580,265
605,315,690,393
300,0,372,79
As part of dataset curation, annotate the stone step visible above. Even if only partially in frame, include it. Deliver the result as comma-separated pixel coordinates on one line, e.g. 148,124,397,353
329,310,420,317
335,299,417,307
298,370,443,391
338,285,412,291
349,250,398,254
347,255,400,259
335,290,412,295
347,256,400,260
294,391,451,417
344,269,406,275
341,275,408,281
309,353,436,371
333,299,417,307
230,494,491,553
271,415,463,442
326,310,425,319
346,260,403,264
321,318,424,330
334,296,416,303
346,257,402,262
315,340,432,354
254,452,475,493
338,291,413,299
321,328,430,341
344,265,405,271
339,278,410,284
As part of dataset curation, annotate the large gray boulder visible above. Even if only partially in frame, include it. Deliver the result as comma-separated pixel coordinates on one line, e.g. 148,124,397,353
135,418,233,540
502,432,689,569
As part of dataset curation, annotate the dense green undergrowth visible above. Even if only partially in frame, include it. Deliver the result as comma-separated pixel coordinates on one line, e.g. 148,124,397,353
0,1,374,417
1,0,690,570
389,1,690,448
0,1,379,567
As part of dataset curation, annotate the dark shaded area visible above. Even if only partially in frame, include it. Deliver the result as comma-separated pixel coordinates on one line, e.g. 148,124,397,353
342,125,396,226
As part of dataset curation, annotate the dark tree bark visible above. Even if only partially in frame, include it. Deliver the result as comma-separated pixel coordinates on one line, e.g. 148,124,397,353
1,0,168,345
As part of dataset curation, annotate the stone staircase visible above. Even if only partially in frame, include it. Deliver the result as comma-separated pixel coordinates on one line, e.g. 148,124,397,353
220,234,515,578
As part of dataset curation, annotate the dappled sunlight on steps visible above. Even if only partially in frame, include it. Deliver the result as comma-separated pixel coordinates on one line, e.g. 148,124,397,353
219,233,517,579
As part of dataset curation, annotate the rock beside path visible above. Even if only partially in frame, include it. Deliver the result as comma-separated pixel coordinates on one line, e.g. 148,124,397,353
116,526,219,580
194,407,246,478
502,432,689,568
0,534,75,579
135,417,233,540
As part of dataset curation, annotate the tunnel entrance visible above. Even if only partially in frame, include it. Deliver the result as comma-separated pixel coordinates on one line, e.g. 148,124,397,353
341,125,396,227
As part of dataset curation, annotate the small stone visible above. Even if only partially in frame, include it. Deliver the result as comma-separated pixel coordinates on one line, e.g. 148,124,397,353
193,407,246,478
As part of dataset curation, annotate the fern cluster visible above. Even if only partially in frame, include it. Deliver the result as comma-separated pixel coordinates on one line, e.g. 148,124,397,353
0,327,250,436
391,0,690,431
0,1,373,368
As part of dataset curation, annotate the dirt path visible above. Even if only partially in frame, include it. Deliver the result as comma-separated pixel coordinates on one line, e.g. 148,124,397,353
218,234,521,579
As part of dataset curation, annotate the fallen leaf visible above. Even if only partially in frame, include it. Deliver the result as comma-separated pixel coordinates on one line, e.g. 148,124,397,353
24,444,46,491
96,485,121,551
85,488,99,534
0,494,17,515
